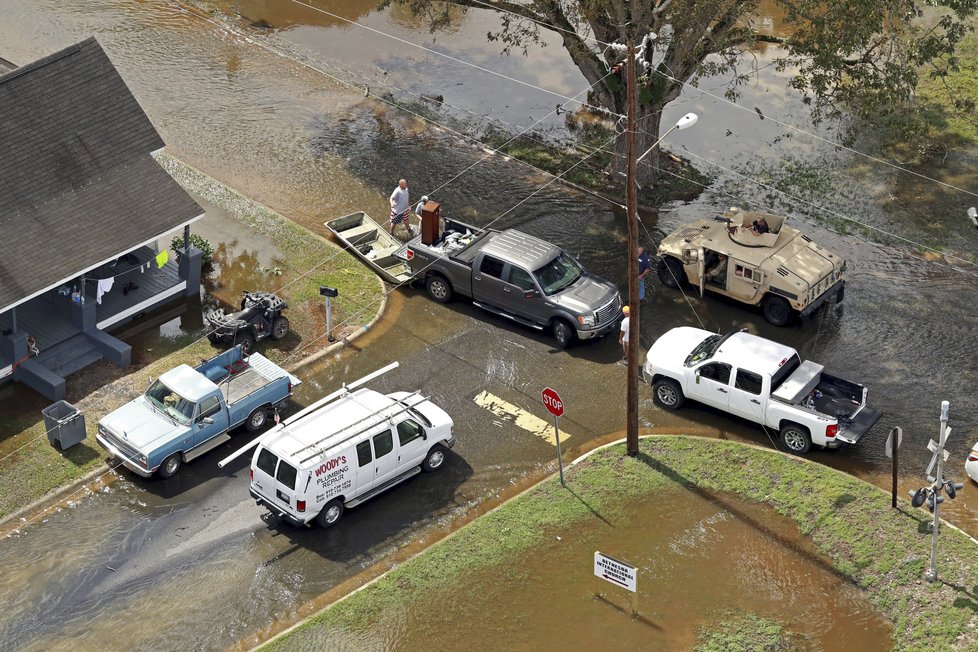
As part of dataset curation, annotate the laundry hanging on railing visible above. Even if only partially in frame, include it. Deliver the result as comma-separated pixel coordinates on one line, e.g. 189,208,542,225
96,277,114,305
156,250,169,268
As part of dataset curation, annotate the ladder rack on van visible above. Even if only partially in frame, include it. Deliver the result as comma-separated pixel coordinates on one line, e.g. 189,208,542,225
216,362,401,469
295,391,429,465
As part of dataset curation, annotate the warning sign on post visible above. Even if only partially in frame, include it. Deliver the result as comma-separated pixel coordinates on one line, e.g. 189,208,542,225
594,551,637,593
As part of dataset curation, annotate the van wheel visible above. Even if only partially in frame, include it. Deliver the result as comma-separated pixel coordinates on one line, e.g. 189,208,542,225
657,257,686,288
426,275,453,303
158,453,182,479
422,445,448,472
780,423,812,455
652,378,685,410
246,407,267,432
762,295,792,327
552,319,575,349
316,499,344,528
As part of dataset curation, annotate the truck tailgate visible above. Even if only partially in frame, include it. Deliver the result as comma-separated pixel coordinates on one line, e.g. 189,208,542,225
248,352,301,388
836,406,883,444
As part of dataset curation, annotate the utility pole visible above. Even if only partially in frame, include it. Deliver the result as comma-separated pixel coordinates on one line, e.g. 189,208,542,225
625,39,639,457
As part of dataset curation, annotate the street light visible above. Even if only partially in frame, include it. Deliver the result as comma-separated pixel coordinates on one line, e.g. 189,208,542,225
623,44,699,457
635,113,699,164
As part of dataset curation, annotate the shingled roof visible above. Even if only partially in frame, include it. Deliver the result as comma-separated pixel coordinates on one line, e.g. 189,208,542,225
0,37,203,314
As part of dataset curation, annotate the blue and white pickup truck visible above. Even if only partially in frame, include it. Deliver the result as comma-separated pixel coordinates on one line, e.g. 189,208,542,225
96,346,300,478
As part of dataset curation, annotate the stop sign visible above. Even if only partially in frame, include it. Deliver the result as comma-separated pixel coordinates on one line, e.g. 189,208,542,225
541,387,564,418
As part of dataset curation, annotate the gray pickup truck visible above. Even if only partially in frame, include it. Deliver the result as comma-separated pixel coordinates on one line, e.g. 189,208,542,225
395,219,622,348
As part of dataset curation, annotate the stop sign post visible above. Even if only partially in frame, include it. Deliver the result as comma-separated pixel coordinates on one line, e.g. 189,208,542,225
542,387,566,485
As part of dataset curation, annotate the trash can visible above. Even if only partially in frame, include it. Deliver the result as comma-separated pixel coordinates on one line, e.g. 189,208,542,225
41,401,86,450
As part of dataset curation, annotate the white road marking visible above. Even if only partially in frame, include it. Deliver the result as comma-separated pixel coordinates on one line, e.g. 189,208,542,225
473,391,572,446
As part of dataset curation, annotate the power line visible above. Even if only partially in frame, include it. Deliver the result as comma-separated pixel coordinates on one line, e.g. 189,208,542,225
285,0,621,117
651,68,978,200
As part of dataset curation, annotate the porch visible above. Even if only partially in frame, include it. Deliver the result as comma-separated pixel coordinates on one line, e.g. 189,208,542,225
0,247,197,400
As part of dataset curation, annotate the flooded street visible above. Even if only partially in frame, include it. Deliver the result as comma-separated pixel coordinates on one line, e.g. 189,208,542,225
1,0,977,649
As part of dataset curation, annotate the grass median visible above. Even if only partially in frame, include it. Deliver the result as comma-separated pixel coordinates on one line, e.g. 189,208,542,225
264,436,978,651
0,157,383,524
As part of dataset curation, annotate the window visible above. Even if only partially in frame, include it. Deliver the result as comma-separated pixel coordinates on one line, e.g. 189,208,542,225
145,380,194,425
357,440,372,467
397,419,425,446
734,264,761,282
276,460,298,490
533,254,583,295
480,256,505,279
256,448,278,477
508,267,536,291
198,396,221,419
697,362,731,384
735,370,763,395
373,430,394,458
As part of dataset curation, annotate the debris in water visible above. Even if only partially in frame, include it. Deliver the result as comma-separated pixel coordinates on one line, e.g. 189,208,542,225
107,566,116,572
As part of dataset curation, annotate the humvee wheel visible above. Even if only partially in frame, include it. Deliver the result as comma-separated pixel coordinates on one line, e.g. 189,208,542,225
657,257,686,288
762,295,791,327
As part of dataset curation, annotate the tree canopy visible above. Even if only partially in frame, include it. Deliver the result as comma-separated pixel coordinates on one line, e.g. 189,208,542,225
386,0,978,184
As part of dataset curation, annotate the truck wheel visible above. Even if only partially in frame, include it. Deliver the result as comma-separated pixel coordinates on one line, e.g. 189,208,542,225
657,257,686,288
762,295,792,327
246,407,267,432
158,453,182,479
421,445,448,472
426,274,453,303
316,499,344,528
652,378,685,410
552,319,575,349
235,330,255,354
780,423,812,455
271,316,290,340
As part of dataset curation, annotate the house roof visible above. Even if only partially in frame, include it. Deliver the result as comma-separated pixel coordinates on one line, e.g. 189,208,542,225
0,56,15,75
0,37,203,314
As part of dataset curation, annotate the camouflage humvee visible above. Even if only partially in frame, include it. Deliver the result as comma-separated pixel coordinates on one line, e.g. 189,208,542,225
656,208,845,326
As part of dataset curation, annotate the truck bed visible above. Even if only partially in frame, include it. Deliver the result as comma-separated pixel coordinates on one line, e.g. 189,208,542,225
220,367,268,406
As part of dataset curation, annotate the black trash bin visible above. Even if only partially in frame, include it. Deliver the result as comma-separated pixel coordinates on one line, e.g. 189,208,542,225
41,401,86,450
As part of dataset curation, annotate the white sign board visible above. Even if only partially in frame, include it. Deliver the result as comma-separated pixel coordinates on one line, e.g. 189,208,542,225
885,427,902,459
594,551,637,593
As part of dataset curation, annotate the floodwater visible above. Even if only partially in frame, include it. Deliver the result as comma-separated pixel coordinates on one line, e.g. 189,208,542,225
0,0,976,649
294,487,893,651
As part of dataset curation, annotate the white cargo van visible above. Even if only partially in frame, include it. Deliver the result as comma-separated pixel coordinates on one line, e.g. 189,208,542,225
247,387,455,528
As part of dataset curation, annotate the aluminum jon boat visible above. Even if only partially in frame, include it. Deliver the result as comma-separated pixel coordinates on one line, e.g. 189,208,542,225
325,211,414,284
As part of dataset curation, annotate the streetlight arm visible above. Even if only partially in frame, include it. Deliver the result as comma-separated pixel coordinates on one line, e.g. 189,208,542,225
635,113,698,165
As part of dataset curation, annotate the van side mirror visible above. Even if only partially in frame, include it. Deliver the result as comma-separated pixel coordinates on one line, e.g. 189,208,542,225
694,371,701,384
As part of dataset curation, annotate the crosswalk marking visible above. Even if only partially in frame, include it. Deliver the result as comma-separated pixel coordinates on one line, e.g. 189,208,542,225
473,390,571,446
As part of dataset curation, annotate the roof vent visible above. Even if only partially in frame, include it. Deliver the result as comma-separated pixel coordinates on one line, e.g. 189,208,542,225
801,234,812,242
776,267,789,277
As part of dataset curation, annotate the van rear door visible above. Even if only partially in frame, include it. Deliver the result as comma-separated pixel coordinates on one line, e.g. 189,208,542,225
253,446,301,513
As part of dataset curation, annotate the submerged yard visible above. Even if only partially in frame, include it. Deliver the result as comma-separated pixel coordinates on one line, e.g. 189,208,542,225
265,437,978,651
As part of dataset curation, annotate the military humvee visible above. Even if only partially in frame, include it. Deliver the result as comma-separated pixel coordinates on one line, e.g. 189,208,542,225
656,209,845,326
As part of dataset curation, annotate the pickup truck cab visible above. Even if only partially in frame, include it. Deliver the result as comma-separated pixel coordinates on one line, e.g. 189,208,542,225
97,346,300,478
397,219,622,348
643,327,882,454
249,387,456,528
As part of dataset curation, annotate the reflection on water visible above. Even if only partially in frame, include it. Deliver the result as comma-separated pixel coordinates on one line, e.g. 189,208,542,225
300,488,892,650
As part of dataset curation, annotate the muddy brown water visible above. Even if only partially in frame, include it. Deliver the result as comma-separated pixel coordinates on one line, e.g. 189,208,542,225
0,0,976,649
287,487,892,651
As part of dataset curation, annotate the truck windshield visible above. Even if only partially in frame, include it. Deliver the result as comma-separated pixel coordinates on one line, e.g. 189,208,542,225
685,334,722,367
145,380,195,425
533,254,583,296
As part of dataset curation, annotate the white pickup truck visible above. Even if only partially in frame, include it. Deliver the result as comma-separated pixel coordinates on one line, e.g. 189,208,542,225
643,327,882,454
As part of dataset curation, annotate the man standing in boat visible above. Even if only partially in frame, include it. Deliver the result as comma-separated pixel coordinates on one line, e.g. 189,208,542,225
389,179,415,238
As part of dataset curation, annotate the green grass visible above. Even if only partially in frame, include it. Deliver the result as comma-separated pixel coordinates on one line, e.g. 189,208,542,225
695,610,800,651
264,437,978,651
0,159,383,524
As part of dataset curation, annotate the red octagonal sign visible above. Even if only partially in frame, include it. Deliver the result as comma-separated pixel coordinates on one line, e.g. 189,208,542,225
541,387,564,418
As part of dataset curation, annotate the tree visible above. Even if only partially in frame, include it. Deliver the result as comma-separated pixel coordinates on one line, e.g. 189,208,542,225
385,0,977,185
